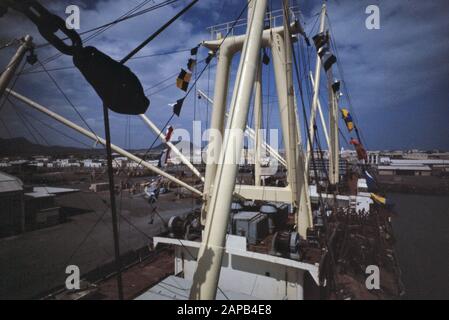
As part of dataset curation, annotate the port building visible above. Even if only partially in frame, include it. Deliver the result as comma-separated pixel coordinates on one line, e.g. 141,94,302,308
0,171,79,238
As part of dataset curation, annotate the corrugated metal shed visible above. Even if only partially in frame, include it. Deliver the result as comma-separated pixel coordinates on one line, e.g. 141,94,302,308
25,187,79,198
0,172,23,193
390,159,449,166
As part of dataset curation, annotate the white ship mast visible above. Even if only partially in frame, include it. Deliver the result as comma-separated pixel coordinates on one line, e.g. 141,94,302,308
0,35,33,98
305,4,326,173
0,0,346,301
191,0,269,300
190,0,316,300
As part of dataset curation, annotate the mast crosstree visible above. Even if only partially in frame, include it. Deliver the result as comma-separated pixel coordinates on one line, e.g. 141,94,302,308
191,0,315,300
0,0,354,301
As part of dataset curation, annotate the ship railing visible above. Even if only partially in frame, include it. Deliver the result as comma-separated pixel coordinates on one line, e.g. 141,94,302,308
206,6,300,40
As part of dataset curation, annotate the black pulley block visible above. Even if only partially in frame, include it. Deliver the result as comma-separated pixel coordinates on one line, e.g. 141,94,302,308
73,46,149,115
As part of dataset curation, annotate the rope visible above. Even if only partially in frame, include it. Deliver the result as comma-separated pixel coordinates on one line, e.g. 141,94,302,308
147,82,176,97
18,107,93,148
63,209,109,266
6,101,40,145
144,71,179,93
193,61,198,121
37,60,100,140
288,5,328,210
6,98,156,271
0,60,26,114
326,14,368,148
137,0,251,167
120,0,199,64
25,59,124,169
339,127,350,146
144,56,213,97
36,58,133,166
0,117,12,138
20,48,191,75
7,98,128,249
206,61,211,133
24,0,169,72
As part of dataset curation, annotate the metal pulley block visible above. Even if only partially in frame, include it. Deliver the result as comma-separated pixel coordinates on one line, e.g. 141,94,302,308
272,230,301,259
5,0,82,56
4,0,149,115
73,46,150,115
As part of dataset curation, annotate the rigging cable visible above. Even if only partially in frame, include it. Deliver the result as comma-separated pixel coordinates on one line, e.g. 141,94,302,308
326,14,368,148
36,0,178,50
120,0,199,64
24,0,173,72
35,58,124,170
63,208,110,267
145,56,221,96
0,60,26,114
23,0,155,71
18,107,93,147
206,60,211,136
194,59,198,121
338,127,350,147
20,48,191,75
9,98,122,245
299,30,330,192
128,0,252,172
287,6,327,210
147,82,176,97
118,59,217,176
144,71,179,93
296,30,329,188
6,99,151,267
0,117,12,138
6,100,40,145
36,59,102,142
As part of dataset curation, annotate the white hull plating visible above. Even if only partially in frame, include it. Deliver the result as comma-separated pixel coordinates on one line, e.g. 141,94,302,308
137,235,319,300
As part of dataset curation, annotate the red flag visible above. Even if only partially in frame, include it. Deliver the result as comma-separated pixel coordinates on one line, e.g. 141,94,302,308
350,138,367,161
165,126,174,142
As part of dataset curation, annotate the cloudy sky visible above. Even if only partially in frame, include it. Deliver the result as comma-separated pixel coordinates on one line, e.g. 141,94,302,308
0,0,448,151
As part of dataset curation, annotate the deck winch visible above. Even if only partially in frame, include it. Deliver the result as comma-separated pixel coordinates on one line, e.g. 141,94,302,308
272,231,301,260
167,211,201,240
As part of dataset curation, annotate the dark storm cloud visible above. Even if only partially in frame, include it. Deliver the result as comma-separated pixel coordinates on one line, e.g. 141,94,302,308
0,0,214,148
303,0,449,150
0,0,448,150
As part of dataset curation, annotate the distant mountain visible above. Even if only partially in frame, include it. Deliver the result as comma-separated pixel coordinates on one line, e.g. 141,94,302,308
0,138,202,158
0,138,103,157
